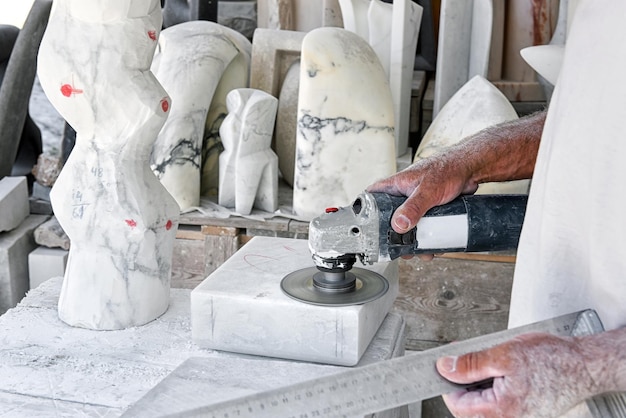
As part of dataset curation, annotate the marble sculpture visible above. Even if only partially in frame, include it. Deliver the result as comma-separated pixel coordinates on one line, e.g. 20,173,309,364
37,0,180,330
150,21,251,209
415,75,529,194
293,27,396,220
339,0,423,157
218,88,279,215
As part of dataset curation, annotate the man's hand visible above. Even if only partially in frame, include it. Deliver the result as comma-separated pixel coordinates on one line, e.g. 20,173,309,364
435,333,600,418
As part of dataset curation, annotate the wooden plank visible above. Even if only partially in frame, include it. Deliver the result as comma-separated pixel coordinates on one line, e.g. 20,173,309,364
435,252,516,264
394,257,514,351
176,225,204,240
200,225,240,237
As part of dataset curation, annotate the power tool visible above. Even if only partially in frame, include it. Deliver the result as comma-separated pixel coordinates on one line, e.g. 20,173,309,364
281,191,528,306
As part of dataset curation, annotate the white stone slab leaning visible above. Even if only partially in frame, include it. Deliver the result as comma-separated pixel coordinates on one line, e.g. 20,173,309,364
191,236,399,366
339,0,423,157
218,88,279,215
37,0,180,330
293,27,396,220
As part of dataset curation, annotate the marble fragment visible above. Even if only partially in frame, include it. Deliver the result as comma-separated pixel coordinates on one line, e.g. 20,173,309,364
191,236,399,366
218,88,279,215
293,27,396,220
415,76,530,194
150,21,251,209
37,0,180,330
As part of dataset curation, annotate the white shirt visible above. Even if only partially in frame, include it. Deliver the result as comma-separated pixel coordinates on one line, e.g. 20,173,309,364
509,0,626,332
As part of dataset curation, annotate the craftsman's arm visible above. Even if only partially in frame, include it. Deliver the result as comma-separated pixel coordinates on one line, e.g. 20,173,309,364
435,327,626,418
367,110,547,234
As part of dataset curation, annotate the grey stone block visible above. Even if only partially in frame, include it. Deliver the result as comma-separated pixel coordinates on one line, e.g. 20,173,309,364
28,246,68,289
0,176,29,232
0,214,48,314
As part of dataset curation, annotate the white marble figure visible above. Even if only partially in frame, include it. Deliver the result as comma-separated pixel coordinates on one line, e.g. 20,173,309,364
218,88,279,215
37,0,180,330
433,0,493,118
293,27,396,220
415,76,530,194
150,21,251,209
339,0,422,157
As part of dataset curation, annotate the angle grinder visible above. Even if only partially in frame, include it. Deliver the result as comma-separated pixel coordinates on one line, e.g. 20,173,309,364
281,191,528,306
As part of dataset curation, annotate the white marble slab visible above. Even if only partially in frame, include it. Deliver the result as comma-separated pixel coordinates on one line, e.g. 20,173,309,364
292,27,396,220
0,276,405,417
433,0,493,117
191,236,399,366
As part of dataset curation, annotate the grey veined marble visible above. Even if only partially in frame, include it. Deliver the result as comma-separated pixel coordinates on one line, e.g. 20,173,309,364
37,0,180,330
293,27,396,220
150,21,251,210
218,88,279,215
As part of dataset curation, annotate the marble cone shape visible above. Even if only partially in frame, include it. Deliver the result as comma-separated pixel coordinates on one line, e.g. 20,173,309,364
150,21,251,210
37,0,180,330
339,0,422,157
293,27,396,220
414,76,529,195
219,88,279,215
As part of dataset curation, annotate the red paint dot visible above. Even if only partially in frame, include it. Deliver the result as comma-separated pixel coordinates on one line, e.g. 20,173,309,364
166,220,173,230
160,98,169,113
325,207,339,213
61,84,73,97
148,30,157,41
125,219,137,228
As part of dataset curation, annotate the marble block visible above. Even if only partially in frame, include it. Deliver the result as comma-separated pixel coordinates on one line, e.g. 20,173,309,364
0,215,47,314
415,76,530,195
293,27,396,220
150,21,251,209
275,60,300,185
218,88,279,214
520,45,565,87
191,236,399,366
38,0,180,330
0,176,29,232
433,0,493,117
28,246,68,289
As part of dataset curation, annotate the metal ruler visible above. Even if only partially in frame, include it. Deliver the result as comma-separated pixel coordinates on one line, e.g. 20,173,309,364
155,309,625,418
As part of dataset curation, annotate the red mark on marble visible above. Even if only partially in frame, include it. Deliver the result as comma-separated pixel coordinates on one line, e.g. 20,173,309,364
61,83,83,97
166,220,173,230
160,98,169,113
243,254,280,272
283,245,298,253
125,219,137,228
325,207,339,213
148,30,157,41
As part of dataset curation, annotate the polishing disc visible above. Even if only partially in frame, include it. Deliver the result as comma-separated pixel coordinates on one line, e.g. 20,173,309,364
280,267,389,306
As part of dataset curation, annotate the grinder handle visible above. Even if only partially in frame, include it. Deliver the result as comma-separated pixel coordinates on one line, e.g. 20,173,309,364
371,193,528,260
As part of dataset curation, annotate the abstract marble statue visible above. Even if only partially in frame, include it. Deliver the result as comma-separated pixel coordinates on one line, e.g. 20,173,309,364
433,0,493,118
150,21,251,209
415,75,529,194
218,88,279,215
293,27,396,220
37,0,180,330
339,0,422,157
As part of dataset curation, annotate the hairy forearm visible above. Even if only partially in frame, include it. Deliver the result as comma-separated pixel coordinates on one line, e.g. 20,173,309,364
577,327,626,396
438,110,546,189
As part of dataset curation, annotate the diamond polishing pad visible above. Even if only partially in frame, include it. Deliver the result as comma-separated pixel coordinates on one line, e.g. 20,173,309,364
280,267,389,306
